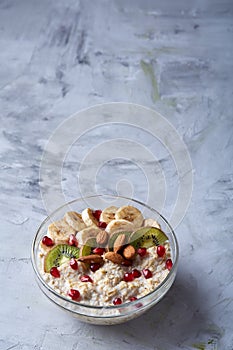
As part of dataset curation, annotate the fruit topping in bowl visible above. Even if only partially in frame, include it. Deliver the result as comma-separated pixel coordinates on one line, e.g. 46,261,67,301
39,205,172,306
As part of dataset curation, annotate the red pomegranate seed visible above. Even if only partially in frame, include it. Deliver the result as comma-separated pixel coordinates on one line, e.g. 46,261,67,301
113,297,122,305
157,245,166,257
70,258,78,270
42,236,54,247
129,296,137,302
68,234,78,247
137,247,147,257
80,275,93,283
50,267,60,278
93,247,105,255
166,259,173,270
93,210,102,221
124,272,134,282
68,289,80,301
142,268,152,279
98,221,107,229
132,269,141,278
136,302,143,308
90,263,101,272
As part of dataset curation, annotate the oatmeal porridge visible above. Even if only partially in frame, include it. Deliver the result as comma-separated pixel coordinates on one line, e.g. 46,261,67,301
39,205,173,306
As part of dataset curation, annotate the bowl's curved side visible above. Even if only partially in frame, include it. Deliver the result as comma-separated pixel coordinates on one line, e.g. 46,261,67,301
31,195,179,324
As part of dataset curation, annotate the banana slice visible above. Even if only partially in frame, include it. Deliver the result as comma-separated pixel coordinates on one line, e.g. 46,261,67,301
82,208,99,227
143,218,161,229
115,205,143,227
47,219,76,242
64,211,86,231
76,226,101,246
106,219,134,234
100,206,118,224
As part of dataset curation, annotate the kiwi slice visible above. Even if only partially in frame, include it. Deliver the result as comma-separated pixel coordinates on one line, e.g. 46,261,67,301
79,237,97,257
129,227,168,249
108,231,132,250
44,244,80,272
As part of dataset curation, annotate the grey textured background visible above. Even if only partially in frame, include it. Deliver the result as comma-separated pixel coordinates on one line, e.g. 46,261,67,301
0,0,233,349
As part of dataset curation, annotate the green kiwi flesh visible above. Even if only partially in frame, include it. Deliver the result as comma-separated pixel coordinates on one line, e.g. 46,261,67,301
130,227,168,249
44,244,80,272
79,237,97,257
108,231,132,250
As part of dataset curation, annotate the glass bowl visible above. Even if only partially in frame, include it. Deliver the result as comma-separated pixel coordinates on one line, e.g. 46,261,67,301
31,195,179,325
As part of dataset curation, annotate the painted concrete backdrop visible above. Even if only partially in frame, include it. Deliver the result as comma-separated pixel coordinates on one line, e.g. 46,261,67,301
0,0,233,349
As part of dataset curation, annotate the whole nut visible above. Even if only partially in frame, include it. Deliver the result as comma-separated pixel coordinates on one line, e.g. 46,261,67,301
104,252,125,265
78,254,103,264
96,231,109,246
113,233,126,253
123,245,136,260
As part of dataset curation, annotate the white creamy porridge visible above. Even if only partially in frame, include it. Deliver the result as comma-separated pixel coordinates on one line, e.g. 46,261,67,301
39,205,173,306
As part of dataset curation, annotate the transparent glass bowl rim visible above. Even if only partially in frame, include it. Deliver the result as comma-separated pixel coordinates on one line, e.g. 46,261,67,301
31,194,179,311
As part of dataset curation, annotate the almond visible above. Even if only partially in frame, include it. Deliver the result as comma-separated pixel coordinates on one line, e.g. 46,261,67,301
123,245,136,260
78,254,103,264
96,231,109,246
113,233,126,253
104,252,125,265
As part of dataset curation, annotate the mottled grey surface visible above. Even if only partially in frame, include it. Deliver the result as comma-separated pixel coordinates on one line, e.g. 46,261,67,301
0,0,233,349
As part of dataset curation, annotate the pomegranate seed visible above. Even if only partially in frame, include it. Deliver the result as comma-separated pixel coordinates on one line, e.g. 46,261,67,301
93,247,105,255
80,275,93,283
142,268,152,279
121,260,132,267
137,247,147,257
136,302,143,308
68,234,78,247
113,297,122,305
124,272,134,282
129,296,137,302
50,267,60,278
98,221,107,229
42,236,54,247
93,210,102,221
157,245,165,257
132,269,141,278
166,259,173,270
68,289,80,301
70,258,78,270
90,263,101,272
